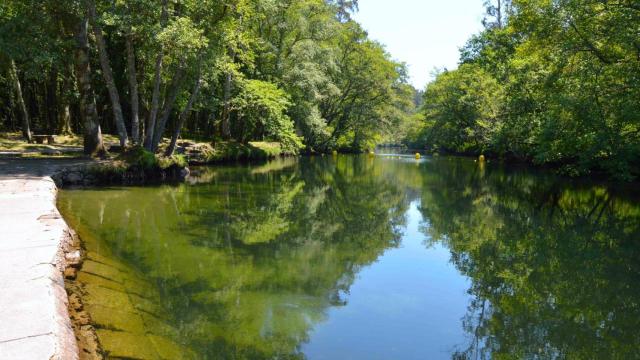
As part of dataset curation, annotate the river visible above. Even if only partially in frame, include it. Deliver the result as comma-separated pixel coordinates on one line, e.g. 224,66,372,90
57,155,640,359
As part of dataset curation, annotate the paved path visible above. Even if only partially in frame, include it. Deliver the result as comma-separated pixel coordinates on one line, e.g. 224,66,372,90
0,159,81,359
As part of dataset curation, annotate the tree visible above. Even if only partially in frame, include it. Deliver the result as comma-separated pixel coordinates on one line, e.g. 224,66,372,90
144,0,169,151
232,79,303,152
420,64,503,154
85,0,128,147
8,59,31,142
411,0,640,180
74,17,105,155
0,0,416,157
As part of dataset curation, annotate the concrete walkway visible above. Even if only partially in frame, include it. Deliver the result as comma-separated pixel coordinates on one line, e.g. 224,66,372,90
0,159,82,359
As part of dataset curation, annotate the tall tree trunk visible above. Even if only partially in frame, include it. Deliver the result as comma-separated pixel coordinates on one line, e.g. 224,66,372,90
151,65,186,152
221,71,232,139
58,64,74,135
221,46,236,139
86,0,128,148
144,0,169,150
8,88,16,131
126,33,140,145
59,103,73,135
9,60,32,142
75,17,105,156
47,67,59,134
166,62,202,156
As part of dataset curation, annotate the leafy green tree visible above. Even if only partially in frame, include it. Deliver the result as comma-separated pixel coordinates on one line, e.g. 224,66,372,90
0,0,418,155
232,79,303,152
420,64,503,154
412,0,640,180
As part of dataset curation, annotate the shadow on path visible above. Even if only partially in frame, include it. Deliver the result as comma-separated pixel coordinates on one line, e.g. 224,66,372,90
0,158,98,179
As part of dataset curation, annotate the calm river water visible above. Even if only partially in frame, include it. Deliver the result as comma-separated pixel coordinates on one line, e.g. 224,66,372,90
58,155,640,359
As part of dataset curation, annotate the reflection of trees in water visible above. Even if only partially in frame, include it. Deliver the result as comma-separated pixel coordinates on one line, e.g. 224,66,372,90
417,160,640,360
58,157,640,359
60,156,411,359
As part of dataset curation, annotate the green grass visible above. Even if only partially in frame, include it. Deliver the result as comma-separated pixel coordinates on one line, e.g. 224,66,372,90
0,132,119,158
2,132,290,164
206,141,289,162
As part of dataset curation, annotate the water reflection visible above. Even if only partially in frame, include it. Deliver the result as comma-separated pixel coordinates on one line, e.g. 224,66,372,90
58,156,640,359
417,159,640,359
60,156,410,359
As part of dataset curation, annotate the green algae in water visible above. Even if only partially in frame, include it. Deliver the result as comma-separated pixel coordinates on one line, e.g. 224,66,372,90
58,156,640,359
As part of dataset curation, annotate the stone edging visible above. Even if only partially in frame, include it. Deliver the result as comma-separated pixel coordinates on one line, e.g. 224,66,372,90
41,177,80,360
0,177,79,359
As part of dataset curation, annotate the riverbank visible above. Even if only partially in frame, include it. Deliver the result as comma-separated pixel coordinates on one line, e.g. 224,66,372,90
0,175,78,359
0,148,294,358
49,141,296,188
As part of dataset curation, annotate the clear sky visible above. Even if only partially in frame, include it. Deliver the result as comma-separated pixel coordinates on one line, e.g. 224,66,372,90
353,0,486,89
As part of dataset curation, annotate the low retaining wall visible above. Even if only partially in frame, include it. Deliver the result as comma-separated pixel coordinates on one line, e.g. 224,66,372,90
0,177,78,359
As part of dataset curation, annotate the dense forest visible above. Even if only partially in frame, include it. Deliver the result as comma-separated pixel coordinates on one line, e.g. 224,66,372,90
2,0,639,179
0,0,417,155
406,0,640,180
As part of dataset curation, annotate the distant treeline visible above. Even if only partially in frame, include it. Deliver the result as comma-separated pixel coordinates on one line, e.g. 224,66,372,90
0,0,417,155
406,0,640,180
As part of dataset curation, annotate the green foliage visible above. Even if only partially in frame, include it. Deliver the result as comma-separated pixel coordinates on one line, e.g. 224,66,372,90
420,64,502,154
118,146,186,170
158,154,187,169
0,0,416,154
412,0,640,180
232,79,303,153
118,146,158,169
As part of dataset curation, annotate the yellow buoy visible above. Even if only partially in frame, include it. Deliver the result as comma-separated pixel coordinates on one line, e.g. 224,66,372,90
479,154,486,162
332,150,338,156
415,153,421,159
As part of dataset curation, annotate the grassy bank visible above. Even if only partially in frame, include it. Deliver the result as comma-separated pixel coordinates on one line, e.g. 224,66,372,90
51,147,189,187
0,132,119,158
163,140,294,164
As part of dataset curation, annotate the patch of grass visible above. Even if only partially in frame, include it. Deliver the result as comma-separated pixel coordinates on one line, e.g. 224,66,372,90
87,161,128,178
18,152,84,159
200,141,289,163
0,132,119,156
117,147,158,169
117,146,187,170
158,154,187,169
249,142,285,157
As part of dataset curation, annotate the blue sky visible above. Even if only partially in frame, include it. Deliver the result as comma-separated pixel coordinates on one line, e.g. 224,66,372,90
353,0,486,89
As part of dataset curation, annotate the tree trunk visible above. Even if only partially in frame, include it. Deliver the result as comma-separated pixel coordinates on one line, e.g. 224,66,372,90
58,64,74,135
126,33,140,145
144,0,169,150
221,71,232,139
74,17,105,156
47,67,59,134
221,45,236,139
8,88,16,131
86,0,128,148
9,60,32,142
166,63,202,156
59,103,73,135
151,65,186,152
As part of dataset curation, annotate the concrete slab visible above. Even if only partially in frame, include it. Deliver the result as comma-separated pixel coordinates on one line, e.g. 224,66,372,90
0,177,78,359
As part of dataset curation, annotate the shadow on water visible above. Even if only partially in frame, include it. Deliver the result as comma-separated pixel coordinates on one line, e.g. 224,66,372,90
58,155,640,359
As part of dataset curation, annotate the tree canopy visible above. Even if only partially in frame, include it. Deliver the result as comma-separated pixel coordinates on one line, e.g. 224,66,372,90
409,0,640,180
0,0,416,154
